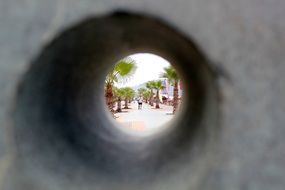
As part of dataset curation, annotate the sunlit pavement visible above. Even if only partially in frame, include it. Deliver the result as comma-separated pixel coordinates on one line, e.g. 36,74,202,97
114,102,174,132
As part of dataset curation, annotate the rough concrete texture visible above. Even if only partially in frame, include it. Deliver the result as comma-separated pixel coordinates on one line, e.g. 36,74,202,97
0,0,285,189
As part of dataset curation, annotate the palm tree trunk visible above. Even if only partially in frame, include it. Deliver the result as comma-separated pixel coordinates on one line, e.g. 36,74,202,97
124,98,128,109
116,97,122,112
149,89,154,106
155,89,160,108
105,82,114,112
173,80,179,114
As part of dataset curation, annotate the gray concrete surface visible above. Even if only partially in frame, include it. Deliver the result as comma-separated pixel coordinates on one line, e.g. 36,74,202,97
0,0,285,189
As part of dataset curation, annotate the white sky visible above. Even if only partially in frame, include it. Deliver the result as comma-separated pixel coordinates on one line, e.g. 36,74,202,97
116,53,170,87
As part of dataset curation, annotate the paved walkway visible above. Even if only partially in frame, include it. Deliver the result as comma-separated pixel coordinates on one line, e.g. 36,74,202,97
114,102,173,132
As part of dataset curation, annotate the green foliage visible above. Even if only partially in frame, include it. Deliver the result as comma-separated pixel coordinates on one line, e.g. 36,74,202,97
161,65,179,85
146,80,164,91
137,88,147,96
146,80,156,90
122,87,135,99
152,80,165,90
106,57,137,85
142,90,151,99
138,88,151,100
115,87,135,99
114,87,125,99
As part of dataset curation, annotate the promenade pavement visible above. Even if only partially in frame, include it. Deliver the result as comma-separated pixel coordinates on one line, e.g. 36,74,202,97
114,102,174,132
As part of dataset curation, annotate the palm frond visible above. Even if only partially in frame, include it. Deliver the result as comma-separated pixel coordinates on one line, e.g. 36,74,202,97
105,57,137,85
160,65,179,85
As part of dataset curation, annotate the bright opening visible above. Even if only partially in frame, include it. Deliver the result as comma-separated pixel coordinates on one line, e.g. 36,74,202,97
105,53,184,136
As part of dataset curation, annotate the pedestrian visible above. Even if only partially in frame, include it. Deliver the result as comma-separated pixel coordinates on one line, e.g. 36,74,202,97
138,98,143,109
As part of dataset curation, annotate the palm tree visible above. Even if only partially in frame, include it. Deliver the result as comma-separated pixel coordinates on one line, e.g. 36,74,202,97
152,80,165,109
138,88,146,96
121,87,135,109
114,88,124,112
105,58,136,112
146,80,156,106
142,90,151,103
161,65,180,114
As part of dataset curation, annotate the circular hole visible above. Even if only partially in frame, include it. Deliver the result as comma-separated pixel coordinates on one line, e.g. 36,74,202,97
104,53,185,137
12,12,218,189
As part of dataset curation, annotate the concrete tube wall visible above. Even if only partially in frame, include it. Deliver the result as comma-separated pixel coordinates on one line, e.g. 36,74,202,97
1,0,285,190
